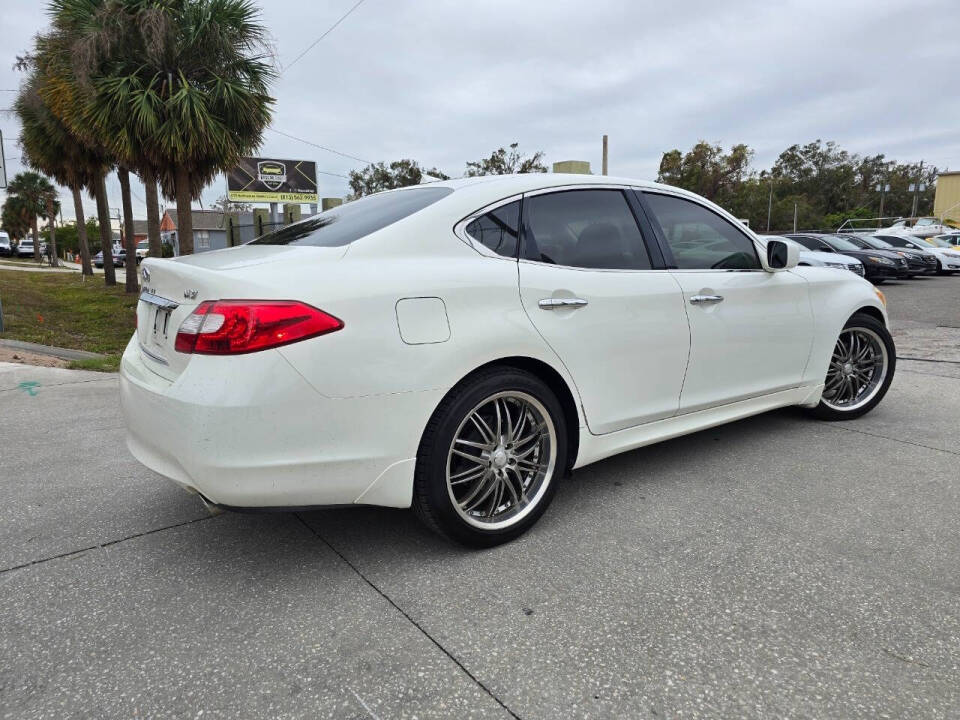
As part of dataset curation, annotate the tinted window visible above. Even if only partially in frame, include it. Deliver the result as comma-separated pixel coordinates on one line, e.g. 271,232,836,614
878,235,908,247
786,235,823,251
522,190,651,270
465,200,520,257
645,193,760,270
251,187,453,247
821,235,861,252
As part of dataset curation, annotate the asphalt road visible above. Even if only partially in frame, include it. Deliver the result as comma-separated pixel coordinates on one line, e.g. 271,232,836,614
2,276,959,719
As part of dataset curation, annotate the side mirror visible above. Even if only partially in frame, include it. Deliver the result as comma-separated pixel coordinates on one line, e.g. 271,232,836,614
765,239,799,271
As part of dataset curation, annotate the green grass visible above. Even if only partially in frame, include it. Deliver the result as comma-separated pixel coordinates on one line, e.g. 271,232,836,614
0,269,137,372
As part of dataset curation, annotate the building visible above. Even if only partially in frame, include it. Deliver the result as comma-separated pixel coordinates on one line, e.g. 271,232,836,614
159,209,230,254
933,172,960,225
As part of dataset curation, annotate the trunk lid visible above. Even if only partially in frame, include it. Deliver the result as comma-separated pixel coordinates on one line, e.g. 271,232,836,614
135,245,345,380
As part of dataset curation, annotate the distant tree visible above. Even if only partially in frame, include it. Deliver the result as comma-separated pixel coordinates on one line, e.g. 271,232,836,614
42,218,100,254
348,159,449,198
213,194,253,213
657,141,752,202
2,195,33,241
465,143,547,176
5,171,58,262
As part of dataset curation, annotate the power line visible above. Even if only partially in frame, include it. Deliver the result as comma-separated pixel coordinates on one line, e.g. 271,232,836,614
267,127,372,165
282,0,367,74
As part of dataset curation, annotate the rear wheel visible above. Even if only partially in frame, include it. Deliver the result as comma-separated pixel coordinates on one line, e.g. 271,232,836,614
807,313,895,420
413,368,567,547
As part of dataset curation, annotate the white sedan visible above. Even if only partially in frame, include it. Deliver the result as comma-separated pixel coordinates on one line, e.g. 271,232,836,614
120,175,895,546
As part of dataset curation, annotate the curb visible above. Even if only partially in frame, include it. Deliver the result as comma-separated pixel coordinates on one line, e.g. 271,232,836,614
0,339,105,361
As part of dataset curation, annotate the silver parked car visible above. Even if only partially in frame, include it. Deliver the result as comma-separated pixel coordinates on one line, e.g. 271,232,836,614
762,235,864,276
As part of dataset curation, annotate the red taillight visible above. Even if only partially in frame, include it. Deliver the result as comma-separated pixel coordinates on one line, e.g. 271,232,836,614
174,300,343,355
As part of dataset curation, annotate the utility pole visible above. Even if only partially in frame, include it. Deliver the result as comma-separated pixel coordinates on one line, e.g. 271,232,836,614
766,178,774,231
601,135,608,176
793,202,798,232
910,160,924,218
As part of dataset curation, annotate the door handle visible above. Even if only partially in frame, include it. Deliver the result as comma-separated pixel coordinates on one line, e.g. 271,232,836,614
690,294,724,305
539,298,588,310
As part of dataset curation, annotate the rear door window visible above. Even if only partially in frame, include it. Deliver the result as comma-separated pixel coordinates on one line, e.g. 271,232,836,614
251,187,452,247
521,189,652,270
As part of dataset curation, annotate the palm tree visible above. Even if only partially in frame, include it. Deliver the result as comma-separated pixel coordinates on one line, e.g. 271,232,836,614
1,196,33,244
6,172,57,263
14,68,107,275
31,29,120,284
48,0,276,255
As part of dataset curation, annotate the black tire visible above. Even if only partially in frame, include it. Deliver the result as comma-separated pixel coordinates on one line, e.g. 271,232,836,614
807,312,895,421
413,367,567,547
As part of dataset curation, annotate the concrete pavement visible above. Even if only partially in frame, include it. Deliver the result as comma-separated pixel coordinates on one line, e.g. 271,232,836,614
2,281,960,719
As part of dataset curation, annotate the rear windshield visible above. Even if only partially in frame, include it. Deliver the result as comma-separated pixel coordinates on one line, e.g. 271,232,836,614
250,187,453,247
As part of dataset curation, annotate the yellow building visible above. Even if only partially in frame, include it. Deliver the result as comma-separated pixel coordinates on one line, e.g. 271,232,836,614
934,171,960,226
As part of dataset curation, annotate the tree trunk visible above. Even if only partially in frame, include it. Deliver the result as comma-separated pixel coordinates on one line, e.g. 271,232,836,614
118,166,138,293
143,168,162,258
31,215,41,262
46,197,59,267
95,173,117,286
72,185,93,275
174,165,194,255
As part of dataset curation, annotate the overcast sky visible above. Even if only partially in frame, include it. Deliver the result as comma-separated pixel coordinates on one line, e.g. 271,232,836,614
2,0,958,223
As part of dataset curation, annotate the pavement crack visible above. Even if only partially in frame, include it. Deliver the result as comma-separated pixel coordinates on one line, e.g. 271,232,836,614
897,356,960,366
822,422,960,457
0,514,216,575
294,514,523,720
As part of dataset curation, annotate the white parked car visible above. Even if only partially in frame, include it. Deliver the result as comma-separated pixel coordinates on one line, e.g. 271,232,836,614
761,235,864,276
16,238,36,257
877,232,960,273
121,175,894,546
0,231,11,256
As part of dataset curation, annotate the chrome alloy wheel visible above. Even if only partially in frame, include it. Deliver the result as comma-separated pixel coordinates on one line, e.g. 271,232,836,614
822,327,889,412
445,391,557,530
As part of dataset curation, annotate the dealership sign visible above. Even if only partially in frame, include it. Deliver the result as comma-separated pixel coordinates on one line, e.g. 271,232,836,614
227,157,318,202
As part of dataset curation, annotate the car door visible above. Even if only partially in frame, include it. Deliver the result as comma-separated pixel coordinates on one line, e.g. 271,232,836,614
641,191,814,414
517,187,689,434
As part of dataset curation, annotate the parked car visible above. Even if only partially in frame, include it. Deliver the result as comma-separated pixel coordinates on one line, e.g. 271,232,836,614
17,238,36,257
94,250,126,268
877,233,960,274
0,232,11,257
762,235,864,276
852,234,938,275
134,240,150,262
121,176,894,546
842,234,931,276
786,233,907,283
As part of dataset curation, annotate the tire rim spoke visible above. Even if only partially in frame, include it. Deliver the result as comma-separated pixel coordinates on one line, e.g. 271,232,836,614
446,391,556,528
822,327,888,412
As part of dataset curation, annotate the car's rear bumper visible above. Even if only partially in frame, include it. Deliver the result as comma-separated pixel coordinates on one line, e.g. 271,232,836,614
119,336,440,508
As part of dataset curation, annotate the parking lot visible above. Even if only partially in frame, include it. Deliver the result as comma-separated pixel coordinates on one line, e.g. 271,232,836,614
2,276,959,719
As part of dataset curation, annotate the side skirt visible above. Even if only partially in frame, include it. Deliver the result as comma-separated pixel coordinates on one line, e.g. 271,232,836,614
574,384,824,469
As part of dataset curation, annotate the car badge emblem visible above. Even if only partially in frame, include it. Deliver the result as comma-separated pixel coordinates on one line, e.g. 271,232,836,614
141,267,150,282
183,289,198,300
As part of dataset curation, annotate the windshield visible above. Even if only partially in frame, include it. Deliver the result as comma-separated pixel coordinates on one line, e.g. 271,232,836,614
866,236,894,248
826,235,862,251
250,187,453,247
915,218,936,227
926,237,952,248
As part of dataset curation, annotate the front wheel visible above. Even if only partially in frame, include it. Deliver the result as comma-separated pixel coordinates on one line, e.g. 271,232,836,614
807,313,895,420
413,368,567,547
